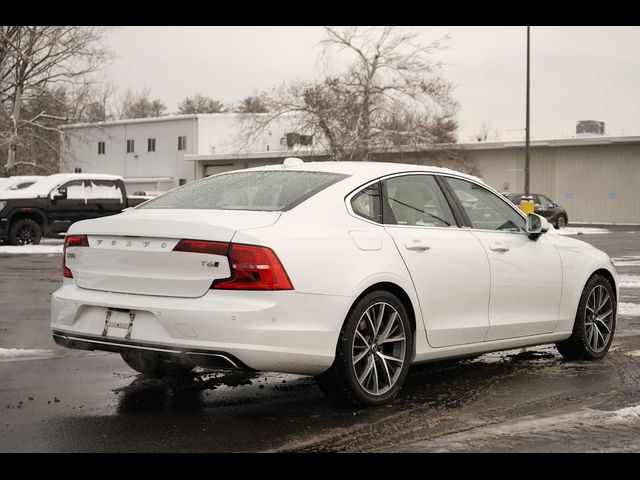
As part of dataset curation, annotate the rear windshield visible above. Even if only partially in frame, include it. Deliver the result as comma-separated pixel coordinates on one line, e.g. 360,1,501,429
137,170,349,212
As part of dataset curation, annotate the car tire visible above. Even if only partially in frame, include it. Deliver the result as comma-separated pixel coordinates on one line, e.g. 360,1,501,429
315,290,413,405
9,218,42,245
555,215,567,229
556,274,616,360
120,350,195,376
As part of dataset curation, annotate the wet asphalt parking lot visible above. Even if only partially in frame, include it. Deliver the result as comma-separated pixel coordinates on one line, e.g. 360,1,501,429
1,226,640,452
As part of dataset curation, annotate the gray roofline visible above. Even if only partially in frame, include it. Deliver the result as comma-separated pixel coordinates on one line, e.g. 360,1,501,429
455,134,640,150
185,134,640,163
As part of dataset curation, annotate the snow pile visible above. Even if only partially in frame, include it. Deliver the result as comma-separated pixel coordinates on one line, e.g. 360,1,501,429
0,348,59,360
608,405,640,422
619,303,640,317
612,256,640,267
0,238,63,255
552,227,610,236
618,275,640,289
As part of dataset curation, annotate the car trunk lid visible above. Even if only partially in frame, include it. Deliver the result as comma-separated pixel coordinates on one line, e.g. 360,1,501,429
65,209,281,297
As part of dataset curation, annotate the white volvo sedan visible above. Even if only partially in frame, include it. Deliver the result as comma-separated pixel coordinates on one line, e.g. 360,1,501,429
52,160,618,405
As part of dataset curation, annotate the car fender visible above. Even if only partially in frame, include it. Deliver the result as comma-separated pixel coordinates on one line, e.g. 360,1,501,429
6,207,48,230
553,235,618,332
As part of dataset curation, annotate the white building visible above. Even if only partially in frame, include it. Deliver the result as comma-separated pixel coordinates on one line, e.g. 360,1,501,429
60,114,314,193
61,116,640,224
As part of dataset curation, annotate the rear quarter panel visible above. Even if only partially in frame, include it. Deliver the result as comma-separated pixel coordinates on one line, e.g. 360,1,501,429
230,192,429,357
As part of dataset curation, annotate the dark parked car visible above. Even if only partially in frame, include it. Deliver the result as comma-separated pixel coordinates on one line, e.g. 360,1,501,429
504,192,568,229
0,174,149,245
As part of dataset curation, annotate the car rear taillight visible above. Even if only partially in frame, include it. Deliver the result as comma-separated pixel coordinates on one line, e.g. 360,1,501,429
173,239,229,256
213,243,293,290
63,234,89,278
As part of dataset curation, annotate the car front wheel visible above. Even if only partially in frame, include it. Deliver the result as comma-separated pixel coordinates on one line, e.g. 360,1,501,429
555,215,567,229
556,274,616,360
315,290,413,405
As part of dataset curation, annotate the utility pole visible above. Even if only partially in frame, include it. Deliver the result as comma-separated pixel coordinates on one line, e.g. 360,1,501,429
524,25,531,197
519,26,535,215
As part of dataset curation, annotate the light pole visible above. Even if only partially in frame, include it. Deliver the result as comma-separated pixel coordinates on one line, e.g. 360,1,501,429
520,25,534,214
525,25,531,197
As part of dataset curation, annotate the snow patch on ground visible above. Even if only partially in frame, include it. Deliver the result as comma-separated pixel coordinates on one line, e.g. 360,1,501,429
619,303,640,317
612,256,640,267
0,238,63,255
618,275,640,289
0,348,59,361
627,350,640,357
553,227,610,236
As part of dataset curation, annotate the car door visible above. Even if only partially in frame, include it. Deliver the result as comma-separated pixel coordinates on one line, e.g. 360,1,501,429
48,180,91,234
85,179,126,219
378,174,491,348
443,177,563,341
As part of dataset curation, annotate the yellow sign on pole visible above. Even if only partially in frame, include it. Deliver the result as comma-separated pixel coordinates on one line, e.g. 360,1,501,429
519,198,535,214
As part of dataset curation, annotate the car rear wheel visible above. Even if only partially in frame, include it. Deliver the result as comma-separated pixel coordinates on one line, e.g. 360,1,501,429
315,290,413,405
556,274,616,360
121,350,195,376
555,215,567,229
9,218,42,245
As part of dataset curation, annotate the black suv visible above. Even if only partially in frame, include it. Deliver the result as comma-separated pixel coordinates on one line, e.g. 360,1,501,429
504,192,568,229
0,174,149,245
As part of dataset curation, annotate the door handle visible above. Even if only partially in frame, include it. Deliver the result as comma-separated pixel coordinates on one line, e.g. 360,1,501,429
489,242,510,253
405,241,430,251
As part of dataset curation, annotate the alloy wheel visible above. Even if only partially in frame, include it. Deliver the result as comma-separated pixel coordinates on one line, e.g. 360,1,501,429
16,225,36,245
584,284,614,353
351,302,407,396
557,216,566,228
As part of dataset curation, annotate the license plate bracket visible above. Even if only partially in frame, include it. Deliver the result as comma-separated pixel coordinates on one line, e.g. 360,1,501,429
101,309,136,339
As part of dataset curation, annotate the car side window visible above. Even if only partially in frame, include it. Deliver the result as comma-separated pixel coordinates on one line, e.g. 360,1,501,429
446,177,526,232
350,183,382,223
87,180,124,203
61,180,87,202
382,175,456,228
538,194,553,205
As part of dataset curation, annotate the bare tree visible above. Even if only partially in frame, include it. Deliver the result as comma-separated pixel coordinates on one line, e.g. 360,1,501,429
472,120,500,142
252,26,460,163
119,88,167,119
177,94,225,114
0,26,111,174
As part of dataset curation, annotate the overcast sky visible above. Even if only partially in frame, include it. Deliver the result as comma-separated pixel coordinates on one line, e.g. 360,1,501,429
103,26,640,142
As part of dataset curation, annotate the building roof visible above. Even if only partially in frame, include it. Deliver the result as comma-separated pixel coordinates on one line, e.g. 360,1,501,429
60,112,294,130
455,134,640,150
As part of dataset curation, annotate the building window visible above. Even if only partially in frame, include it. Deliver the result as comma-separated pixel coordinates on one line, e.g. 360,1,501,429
127,139,135,153
178,136,187,151
148,138,156,152
74,168,82,173
98,141,105,155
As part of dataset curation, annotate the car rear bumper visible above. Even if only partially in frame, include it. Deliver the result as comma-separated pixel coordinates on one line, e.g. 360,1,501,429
51,281,352,375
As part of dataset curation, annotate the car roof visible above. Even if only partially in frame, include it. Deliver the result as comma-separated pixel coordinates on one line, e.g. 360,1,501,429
20,173,123,196
245,160,485,185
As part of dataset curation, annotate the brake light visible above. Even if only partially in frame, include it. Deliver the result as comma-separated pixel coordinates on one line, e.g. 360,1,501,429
63,234,89,278
213,243,293,290
173,239,229,256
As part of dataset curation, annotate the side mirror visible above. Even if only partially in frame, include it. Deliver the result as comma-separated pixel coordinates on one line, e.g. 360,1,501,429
52,187,67,201
526,213,549,240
